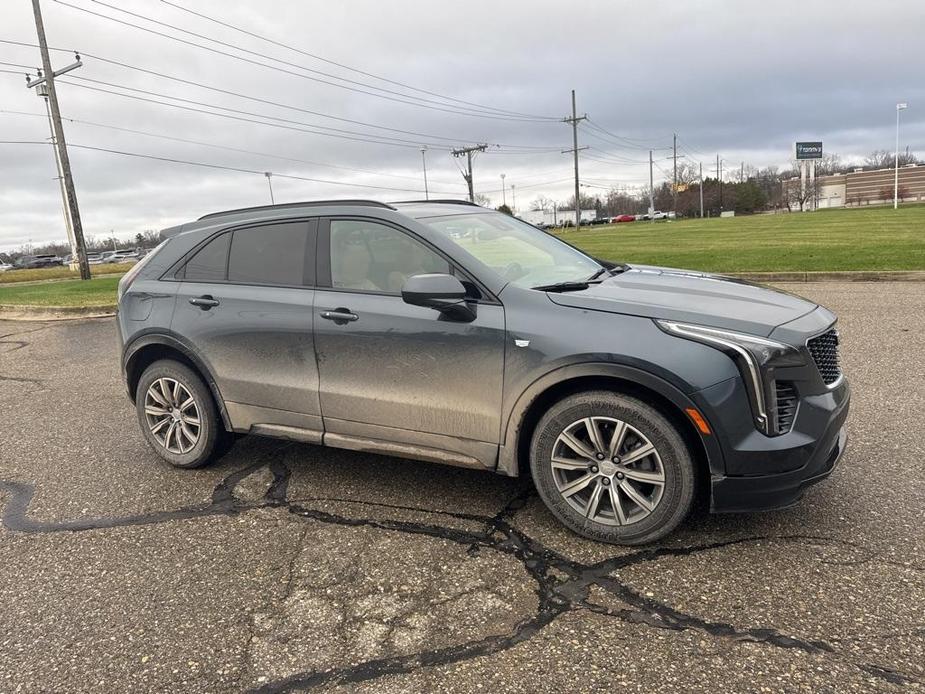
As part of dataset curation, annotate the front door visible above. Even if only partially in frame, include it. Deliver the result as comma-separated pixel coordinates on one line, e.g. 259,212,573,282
313,218,506,467
170,219,323,439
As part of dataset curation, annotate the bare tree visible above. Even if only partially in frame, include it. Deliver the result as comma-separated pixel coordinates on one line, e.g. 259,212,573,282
866,148,919,170
784,178,818,212
530,195,553,212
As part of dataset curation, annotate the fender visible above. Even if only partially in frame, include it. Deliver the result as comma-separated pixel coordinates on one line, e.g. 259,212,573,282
122,331,232,431
496,361,725,478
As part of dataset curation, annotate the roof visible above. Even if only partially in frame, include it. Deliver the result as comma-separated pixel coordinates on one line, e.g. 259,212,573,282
159,199,489,239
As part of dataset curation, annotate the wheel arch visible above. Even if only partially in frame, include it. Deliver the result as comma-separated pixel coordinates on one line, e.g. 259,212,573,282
123,334,232,431
497,363,724,484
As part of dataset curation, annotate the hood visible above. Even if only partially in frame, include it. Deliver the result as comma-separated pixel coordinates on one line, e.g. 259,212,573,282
546,265,816,337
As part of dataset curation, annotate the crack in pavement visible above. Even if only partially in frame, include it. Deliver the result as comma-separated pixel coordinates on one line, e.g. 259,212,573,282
0,459,920,691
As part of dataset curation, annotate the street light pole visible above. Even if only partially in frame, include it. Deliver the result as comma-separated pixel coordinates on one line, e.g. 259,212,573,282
500,173,506,207
895,102,908,210
264,172,275,204
420,147,429,200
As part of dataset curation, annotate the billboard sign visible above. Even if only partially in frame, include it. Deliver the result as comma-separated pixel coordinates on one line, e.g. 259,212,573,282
795,141,823,160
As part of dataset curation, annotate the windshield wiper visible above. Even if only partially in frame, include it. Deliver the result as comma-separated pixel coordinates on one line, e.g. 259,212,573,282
531,281,590,293
587,263,630,281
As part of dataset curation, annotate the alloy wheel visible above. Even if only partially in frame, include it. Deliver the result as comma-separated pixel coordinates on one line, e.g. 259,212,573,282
550,416,665,526
143,377,201,454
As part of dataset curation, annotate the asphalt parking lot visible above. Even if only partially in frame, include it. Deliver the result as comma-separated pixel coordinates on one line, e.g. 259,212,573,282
1,281,923,693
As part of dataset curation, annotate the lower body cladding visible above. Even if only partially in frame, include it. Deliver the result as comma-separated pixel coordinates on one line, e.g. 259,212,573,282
696,375,851,512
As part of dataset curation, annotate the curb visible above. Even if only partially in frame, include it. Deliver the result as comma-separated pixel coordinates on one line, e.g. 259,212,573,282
724,271,925,282
0,304,116,321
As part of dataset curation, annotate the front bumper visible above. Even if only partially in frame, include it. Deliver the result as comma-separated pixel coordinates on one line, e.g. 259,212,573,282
711,425,847,512
707,374,850,512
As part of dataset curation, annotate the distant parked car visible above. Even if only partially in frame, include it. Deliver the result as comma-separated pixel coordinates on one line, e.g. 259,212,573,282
17,254,64,269
100,250,139,264
590,217,608,226
0,261,13,272
613,214,635,223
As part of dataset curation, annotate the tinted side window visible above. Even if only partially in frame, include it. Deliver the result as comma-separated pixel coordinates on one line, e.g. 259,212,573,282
228,222,309,286
182,232,230,282
330,220,449,294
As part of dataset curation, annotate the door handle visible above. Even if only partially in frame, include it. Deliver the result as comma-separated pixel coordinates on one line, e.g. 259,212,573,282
189,295,220,310
320,308,359,324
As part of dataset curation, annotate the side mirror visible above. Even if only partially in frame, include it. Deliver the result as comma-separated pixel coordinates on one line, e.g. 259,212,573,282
401,273,475,321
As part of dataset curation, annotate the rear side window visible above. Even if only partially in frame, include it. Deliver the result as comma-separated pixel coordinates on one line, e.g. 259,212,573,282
228,222,308,286
182,232,230,282
178,221,314,286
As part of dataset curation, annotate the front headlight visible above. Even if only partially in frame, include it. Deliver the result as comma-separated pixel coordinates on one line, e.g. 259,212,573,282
655,320,805,435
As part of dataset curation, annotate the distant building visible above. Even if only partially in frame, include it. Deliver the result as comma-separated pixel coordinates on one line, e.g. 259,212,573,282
785,164,925,209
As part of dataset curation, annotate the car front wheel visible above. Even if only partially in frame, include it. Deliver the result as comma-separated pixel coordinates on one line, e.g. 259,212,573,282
135,359,226,468
530,391,695,545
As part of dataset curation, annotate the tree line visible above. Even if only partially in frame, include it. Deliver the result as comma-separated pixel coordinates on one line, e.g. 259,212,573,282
528,148,922,218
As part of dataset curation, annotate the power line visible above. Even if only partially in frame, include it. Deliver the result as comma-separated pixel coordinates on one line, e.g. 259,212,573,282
61,72,474,148
52,75,458,149
584,118,671,146
4,42,559,150
1,140,463,194
3,54,559,155
65,52,512,145
159,0,554,121
0,110,466,186
53,0,557,122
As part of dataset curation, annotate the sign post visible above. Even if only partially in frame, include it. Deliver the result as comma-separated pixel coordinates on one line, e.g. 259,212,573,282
795,142,823,211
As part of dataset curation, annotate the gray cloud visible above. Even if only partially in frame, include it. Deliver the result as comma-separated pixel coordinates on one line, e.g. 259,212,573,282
1,0,923,249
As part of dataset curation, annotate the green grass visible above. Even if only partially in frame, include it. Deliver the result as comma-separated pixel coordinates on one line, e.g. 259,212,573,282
0,276,120,307
0,263,134,284
552,205,925,272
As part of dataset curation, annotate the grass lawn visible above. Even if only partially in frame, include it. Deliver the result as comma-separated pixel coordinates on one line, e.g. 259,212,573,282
0,276,120,307
0,262,135,284
553,205,925,272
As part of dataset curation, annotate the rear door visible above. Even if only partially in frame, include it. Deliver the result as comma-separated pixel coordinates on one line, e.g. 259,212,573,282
170,219,323,439
313,217,506,467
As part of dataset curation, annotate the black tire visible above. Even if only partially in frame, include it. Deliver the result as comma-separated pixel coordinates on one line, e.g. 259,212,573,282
529,390,695,545
135,359,228,469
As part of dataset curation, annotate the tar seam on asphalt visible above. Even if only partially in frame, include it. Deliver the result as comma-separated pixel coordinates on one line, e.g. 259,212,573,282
0,453,920,692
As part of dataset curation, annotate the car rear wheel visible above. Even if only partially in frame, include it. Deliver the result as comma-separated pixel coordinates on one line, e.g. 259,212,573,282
135,359,226,468
529,391,695,545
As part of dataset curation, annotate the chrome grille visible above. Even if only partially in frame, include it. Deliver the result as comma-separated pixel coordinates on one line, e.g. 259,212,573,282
774,382,798,434
807,329,841,385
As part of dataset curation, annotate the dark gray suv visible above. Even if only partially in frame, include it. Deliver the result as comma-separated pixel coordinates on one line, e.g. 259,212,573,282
117,200,849,544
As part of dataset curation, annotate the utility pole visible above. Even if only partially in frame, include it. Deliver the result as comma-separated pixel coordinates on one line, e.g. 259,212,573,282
510,184,516,214
500,173,506,207
561,90,588,228
648,150,655,221
740,161,744,183
36,83,75,266
264,172,275,204
420,146,429,200
672,132,678,213
27,0,90,279
699,162,704,218
452,144,487,202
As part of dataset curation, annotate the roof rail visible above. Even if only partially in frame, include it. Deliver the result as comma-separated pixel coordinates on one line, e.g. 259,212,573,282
197,199,395,221
390,199,480,206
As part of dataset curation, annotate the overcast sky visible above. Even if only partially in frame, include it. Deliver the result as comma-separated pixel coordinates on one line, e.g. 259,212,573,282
1,0,923,250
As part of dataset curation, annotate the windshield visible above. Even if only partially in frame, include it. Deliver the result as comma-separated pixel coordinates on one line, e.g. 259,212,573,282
420,212,601,288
